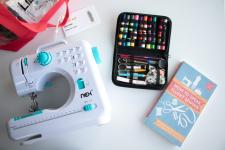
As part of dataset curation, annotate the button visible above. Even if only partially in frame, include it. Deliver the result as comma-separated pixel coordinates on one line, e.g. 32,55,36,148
80,67,87,73
92,47,101,64
56,52,61,57
62,50,68,55
76,53,83,59
36,52,52,66
83,104,96,111
75,46,81,52
72,62,76,67
160,77,166,85
57,59,62,64
158,59,167,69
70,55,77,61
78,60,85,66
68,48,74,53
77,78,85,90
64,57,69,62
23,57,28,66
74,69,80,74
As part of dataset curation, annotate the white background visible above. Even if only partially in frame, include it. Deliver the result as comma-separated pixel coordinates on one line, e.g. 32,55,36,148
0,0,225,150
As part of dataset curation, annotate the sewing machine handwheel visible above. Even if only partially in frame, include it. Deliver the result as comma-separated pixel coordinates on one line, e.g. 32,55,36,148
36,52,52,66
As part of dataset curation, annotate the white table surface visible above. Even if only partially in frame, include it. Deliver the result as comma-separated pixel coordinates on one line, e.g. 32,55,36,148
0,0,225,149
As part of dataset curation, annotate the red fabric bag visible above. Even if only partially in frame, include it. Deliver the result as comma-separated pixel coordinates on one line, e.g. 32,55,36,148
0,0,69,52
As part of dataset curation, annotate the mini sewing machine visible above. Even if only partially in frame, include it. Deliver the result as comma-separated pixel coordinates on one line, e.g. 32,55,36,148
7,40,111,144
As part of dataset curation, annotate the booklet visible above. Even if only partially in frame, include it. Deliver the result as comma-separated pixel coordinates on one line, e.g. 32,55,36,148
145,62,217,146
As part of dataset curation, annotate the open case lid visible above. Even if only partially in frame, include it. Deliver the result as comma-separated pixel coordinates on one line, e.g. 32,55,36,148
114,12,172,58
112,12,172,90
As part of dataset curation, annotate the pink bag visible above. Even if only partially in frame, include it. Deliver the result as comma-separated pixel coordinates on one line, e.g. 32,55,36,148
0,0,69,52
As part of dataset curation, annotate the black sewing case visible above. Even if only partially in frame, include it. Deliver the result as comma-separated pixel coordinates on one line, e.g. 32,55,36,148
112,12,172,90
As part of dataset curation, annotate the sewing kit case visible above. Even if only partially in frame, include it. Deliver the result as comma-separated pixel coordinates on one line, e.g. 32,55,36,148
112,12,172,90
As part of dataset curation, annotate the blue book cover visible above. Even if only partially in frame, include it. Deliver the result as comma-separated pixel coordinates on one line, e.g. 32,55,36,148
145,62,217,146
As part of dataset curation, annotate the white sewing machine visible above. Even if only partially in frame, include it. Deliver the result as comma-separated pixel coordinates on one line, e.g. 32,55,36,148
7,40,111,144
